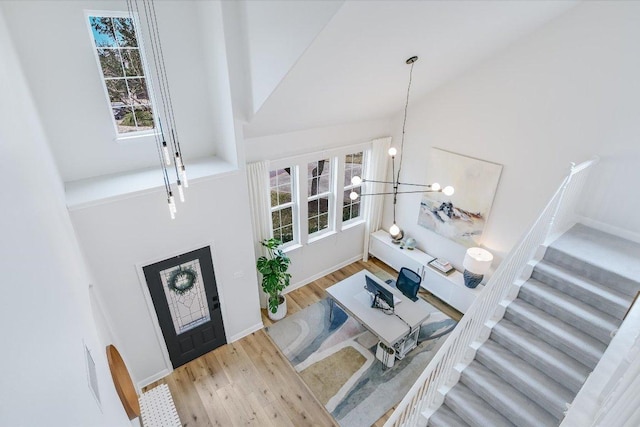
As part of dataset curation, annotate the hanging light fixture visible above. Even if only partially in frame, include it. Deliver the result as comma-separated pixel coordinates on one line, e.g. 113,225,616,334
350,56,454,239
127,0,188,219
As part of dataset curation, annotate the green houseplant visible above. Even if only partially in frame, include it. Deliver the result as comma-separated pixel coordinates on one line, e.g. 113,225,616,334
256,238,292,319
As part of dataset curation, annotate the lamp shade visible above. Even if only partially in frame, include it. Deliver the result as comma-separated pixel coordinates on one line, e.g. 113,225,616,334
463,247,493,275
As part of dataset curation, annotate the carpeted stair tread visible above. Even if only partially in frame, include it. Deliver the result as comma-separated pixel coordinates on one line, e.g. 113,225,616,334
445,382,515,427
532,260,631,320
491,320,589,393
461,361,557,427
519,278,619,344
505,299,605,368
428,403,471,427
544,224,640,297
476,339,572,420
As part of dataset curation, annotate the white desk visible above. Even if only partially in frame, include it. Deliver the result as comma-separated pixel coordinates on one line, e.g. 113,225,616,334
326,270,431,358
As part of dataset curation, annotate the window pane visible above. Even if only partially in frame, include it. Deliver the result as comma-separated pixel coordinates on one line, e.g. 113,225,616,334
342,206,350,222
106,79,127,103
280,207,293,227
318,196,329,215
127,78,150,104
281,225,293,244
123,49,143,77
132,106,154,130
113,18,138,48
277,185,291,204
308,159,330,196
98,49,123,78
278,169,291,186
308,199,319,217
342,189,361,222
116,106,136,133
272,210,281,230
352,202,360,218
318,213,328,231
90,17,117,47
344,151,363,186
308,217,319,235
319,174,330,192
270,189,278,207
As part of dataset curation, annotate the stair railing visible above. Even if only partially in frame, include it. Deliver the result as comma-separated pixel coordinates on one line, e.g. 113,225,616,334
561,293,640,426
385,158,599,427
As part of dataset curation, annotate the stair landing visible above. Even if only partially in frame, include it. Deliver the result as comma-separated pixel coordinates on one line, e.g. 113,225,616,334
549,224,640,288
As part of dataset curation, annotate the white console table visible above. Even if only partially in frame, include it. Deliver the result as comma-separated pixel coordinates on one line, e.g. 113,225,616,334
368,230,483,313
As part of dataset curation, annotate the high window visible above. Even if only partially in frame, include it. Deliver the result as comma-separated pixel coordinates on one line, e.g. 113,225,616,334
307,159,333,236
269,167,296,245
88,13,155,135
342,151,363,223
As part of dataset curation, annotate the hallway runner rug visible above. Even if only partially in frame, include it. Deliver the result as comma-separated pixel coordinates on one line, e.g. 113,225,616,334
266,297,457,427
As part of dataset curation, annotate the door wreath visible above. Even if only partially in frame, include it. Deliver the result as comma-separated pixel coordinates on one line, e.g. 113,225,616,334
167,266,197,295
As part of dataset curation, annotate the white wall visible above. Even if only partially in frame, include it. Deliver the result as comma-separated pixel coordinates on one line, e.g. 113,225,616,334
383,1,640,271
0,8,128,425
69,171,263,387
195,0,239,167
245,118,391,287
244,0,343,113
1,0,229,182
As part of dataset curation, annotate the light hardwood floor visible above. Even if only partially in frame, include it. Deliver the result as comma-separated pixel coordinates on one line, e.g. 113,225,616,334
144,258,462,426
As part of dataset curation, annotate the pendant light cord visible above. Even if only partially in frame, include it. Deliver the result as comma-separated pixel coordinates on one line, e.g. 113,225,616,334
396,60,415,186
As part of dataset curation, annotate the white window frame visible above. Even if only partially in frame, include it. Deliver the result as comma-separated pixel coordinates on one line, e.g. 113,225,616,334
85,10,158,141
306,157,335,241
341,150,365,227
268,142,370,250
268,166,298,248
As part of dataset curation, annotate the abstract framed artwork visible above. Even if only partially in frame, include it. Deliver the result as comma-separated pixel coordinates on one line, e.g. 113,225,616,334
417,148,502,247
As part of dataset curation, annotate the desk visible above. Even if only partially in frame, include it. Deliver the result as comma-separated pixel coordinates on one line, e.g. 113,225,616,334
326,270,431,359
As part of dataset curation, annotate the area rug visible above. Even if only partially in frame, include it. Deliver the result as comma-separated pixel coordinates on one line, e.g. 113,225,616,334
265,297,457,427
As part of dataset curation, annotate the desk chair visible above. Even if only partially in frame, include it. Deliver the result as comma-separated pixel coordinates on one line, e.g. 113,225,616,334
386,267,421,301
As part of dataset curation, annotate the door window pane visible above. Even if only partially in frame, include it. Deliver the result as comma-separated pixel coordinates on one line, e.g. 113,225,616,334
159,259,210,335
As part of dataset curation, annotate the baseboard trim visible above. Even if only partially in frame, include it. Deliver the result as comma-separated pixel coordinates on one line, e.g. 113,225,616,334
285,253,363,294
137,368,172,391
228,322,264,343
577,216,640,244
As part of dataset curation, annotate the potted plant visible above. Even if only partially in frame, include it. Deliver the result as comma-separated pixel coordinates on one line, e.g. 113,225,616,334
256,238,292,320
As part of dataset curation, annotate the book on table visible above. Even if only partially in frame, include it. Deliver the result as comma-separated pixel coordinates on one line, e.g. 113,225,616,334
428,258,454,274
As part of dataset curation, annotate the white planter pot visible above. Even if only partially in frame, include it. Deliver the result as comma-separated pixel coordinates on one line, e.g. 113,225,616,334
268,295,287,321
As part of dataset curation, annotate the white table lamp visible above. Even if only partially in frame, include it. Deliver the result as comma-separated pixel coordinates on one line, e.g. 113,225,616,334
463,247,493,288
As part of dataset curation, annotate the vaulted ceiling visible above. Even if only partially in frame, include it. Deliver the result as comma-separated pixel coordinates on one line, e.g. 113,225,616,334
243,0,579,138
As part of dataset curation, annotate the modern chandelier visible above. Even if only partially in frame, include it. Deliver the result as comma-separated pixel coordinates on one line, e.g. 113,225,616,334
350,56,454,239
127,0,188,219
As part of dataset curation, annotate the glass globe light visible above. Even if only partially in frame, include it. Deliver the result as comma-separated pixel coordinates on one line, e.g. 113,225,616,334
443,186,455,196
351,176,362,186
388,147,397,157
349,191,359,200
431,182,441,192
389,223,400,237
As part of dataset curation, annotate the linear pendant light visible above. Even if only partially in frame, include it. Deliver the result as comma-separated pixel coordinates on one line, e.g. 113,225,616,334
127,0,188,219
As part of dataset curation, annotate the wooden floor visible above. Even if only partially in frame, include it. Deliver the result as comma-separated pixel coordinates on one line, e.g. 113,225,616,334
145,258,462,427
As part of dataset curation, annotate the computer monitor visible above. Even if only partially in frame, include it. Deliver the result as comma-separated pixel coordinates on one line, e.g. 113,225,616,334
365,275,395,310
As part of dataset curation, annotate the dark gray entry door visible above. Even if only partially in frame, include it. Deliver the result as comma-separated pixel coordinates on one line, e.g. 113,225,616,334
143,246,226,368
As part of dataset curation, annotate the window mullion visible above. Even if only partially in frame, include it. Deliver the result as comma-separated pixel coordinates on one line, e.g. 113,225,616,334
297,162,309,244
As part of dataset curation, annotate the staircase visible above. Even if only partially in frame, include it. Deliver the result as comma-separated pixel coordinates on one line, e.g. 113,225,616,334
428,224,640,427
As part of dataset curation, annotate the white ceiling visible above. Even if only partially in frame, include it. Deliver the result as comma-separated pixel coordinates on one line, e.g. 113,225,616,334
244,0,579,138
